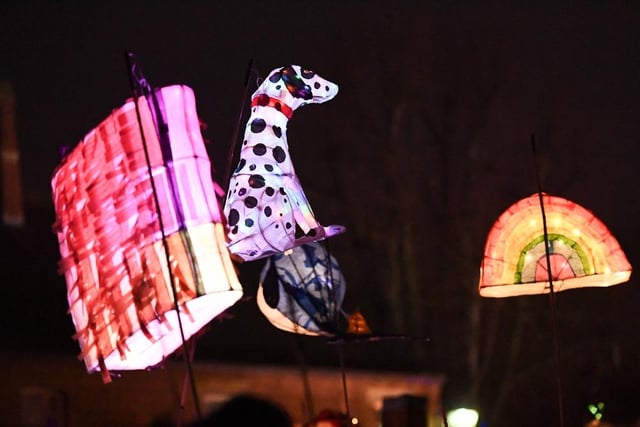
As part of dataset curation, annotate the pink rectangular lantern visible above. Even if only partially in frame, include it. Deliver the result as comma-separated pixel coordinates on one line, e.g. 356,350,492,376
51,85,242,382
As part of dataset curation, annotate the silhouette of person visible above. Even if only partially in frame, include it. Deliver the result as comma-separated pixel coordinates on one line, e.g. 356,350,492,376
187,394,293,427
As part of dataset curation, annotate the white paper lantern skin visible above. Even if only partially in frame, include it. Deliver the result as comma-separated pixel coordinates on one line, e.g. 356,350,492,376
224,65,346,262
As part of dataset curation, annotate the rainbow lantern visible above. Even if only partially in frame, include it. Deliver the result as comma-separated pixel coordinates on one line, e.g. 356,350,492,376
51,85,243,381
479,193,631,297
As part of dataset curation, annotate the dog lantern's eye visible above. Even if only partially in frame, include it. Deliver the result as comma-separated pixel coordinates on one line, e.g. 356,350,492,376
301,69,315,79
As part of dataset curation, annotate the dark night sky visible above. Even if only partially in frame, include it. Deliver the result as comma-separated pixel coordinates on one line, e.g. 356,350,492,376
1,3,639,217
3,3,640,426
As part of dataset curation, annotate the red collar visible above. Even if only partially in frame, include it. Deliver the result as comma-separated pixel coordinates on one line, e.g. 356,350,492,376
251,94,293,119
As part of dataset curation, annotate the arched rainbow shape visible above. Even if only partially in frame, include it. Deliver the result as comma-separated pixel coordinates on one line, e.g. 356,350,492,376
479,193,632,297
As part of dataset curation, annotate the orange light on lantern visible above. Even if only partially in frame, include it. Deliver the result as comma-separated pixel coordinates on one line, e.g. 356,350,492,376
51,85,242,381
479,193,632,297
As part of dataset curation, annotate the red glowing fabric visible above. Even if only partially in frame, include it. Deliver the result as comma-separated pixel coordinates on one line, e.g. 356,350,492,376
51,85,242,381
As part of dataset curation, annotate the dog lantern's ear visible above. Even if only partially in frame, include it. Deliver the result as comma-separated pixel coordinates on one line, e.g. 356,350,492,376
281,66,313,100
253,68,286,99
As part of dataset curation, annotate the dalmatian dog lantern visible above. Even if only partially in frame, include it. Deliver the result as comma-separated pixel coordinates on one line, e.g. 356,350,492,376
224,65,345,262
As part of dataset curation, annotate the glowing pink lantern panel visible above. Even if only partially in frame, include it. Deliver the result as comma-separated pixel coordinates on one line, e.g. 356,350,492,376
51,85,242,381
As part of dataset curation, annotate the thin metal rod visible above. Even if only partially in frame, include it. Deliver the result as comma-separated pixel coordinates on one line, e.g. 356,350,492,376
178,338,198,427
125,51,201,421
441,404,449,427
275,252,316,422
338,344,351,419
222,58,254,190
286,242,350,419
531,133,564,427
294,335,316,423
323,239,351,420
323,239,341,333
286,248,324,422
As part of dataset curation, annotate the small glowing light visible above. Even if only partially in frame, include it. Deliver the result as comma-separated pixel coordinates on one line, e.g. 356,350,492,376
351,416,359,425
528,219,537,228
588,402,605,420
446,408,479,427
572,228,581,237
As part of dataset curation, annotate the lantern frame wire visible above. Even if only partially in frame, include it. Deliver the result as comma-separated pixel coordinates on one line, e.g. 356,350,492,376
222,58,256,191
282,247,321,425
287,240,352,422
325,240,352,421
281,240,345,424
125,51,201,420
531,133,564,427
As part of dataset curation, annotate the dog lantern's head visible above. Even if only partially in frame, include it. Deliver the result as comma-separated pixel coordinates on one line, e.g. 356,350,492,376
254,65,338,112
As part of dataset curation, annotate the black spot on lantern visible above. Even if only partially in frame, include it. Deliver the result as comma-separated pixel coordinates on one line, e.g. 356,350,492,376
245,218,254,227
235,158,246,172
272,126,282,138
253,143,267,156
249,175,266,188
265,187,275,196
301,69,315,79
273,146,286,163
250,118,266,133
228,209,240,226
264,206,272,217
265,164,274,172
238,188,247,196
244,196,258,208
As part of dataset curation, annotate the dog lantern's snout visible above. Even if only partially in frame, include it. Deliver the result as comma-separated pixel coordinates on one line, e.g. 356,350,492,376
257,65,339,108
291,65,338,104
311,80,338,104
